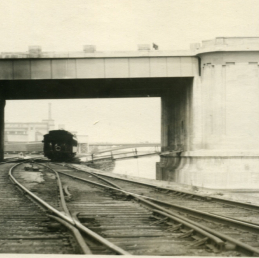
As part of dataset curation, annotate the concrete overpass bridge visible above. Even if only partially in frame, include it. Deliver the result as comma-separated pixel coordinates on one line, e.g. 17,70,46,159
1,37,259,189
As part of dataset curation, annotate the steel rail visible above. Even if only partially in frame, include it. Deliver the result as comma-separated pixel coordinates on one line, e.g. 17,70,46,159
138,195,259,232
39,163,72,217
10,159,90,256
150,209,224,250
134,196,259,256
65,164,122,190
68,164,259,234
72,212,131,256
151,209,259,256
36,162,131,255
49,163,259,251
9,163,74,225
10,162,131,256
8,162,93,254
47,214,92,254
72,164,259,212
52,163,259,255
56,170,228,251
57,170,259,232
56,169,259,255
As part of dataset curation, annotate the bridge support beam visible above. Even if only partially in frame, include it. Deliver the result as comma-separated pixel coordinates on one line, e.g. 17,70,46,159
0,99,5,161
158,38,259,189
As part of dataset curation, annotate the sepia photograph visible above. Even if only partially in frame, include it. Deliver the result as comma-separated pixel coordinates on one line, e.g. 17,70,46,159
1,0,259,256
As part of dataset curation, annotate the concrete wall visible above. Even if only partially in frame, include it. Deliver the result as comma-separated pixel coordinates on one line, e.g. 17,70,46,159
161,84,193,152
0,100,5,160
159,39,259,189
200,52,259,150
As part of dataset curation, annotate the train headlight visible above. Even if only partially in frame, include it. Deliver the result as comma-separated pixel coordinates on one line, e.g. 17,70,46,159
55,146,61,151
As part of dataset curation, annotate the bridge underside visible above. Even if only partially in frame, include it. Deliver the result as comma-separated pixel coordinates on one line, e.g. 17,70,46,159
3,39,259,189
2,38,259,189
0,77,193,165
0,77,192,99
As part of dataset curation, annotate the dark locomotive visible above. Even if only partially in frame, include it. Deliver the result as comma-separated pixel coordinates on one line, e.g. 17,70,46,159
42,130,78,161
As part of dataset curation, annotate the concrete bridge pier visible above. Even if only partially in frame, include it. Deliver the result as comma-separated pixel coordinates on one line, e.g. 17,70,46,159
158,38,259,189
0,99,5,161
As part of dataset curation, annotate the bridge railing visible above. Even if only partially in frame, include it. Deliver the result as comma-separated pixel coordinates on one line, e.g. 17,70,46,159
87,147,161,162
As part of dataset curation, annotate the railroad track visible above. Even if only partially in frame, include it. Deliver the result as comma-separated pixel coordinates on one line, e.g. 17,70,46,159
70,163,259,224
46,161,259,256
8,159,259,255
11,160,226,256
0,162,79,254
75,165,259,224
41,161,259,256
10,162,130,255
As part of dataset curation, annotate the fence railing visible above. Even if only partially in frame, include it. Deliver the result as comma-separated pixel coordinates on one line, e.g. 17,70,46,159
87,147,160,162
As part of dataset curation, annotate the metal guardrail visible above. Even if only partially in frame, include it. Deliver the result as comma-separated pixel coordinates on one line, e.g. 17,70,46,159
88,148,160,162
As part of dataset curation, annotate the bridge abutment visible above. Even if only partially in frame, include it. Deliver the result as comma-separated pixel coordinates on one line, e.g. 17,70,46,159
158,38,259,189
0,99,5,161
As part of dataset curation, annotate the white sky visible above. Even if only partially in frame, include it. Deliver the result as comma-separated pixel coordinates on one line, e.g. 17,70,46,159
3,0,259,143
6,98,161,143
1,0,259,52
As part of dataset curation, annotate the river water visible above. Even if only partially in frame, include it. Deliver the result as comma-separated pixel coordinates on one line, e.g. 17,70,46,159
87,155,160,180
112,155,160,179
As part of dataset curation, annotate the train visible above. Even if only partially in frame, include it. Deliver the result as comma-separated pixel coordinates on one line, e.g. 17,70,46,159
5,129,78,161
42,130,78,161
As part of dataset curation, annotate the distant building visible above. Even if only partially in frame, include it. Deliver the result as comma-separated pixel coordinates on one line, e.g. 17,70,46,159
5,103,90,153
5,103,55,143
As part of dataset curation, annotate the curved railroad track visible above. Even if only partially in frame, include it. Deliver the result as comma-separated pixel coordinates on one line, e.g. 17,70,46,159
14,161,227,256
10,161,130,255
7,159,259,256
0,161,81,254
43,161,259,256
